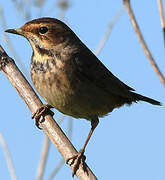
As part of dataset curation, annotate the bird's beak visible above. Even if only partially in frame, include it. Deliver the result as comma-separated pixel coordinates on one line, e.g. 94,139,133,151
5,28,24,36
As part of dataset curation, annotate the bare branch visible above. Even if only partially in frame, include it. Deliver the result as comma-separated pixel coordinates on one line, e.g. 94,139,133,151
0,133,17,180
12,0,26,20
158,0,165,29
123,0,165,88
36,136,50,180
11,0,32,20
95,6,125,56
24,0,32,21
158,0,165,46
0,45,98,180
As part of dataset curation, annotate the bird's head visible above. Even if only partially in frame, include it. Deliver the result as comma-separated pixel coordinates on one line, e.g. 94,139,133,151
5,17,75,51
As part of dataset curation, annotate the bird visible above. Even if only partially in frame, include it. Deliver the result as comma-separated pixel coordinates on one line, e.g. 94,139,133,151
5,17,161,176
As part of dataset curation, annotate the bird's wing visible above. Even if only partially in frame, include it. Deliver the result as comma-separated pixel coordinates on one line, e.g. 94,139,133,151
72,46,134,99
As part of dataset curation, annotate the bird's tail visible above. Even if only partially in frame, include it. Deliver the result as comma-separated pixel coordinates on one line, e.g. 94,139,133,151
131,92,161,106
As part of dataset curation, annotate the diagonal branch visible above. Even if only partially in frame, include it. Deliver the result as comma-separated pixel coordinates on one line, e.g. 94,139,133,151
95,5,125,56
0,45,98,180
123,0,165,88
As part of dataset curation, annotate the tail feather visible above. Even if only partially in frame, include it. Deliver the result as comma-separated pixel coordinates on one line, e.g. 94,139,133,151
131,92,161,106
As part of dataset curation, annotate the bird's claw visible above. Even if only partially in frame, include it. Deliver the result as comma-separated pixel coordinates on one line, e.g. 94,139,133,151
66,149,87,177
32,104,54,129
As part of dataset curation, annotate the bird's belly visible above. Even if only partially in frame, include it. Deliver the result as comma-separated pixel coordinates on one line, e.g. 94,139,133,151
31,69,74,111
31,68,122,120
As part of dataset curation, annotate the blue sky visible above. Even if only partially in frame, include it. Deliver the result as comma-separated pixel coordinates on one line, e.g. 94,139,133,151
0,1,164,180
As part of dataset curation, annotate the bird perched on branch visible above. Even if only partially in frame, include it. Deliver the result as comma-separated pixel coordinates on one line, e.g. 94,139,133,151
5,17,161,176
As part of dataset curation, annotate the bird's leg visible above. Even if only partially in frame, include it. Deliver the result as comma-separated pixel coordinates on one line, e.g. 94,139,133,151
32,104,54,129
67,116,99,177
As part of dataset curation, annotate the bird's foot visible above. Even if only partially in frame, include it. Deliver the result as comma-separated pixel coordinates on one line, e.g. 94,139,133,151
32,104,54,129
66,149,87,177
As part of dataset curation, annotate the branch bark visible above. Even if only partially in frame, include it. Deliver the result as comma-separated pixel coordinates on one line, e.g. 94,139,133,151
0,45,98,180
123,0,165,88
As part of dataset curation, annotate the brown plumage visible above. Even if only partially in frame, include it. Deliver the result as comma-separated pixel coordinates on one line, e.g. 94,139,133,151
5,17,161,176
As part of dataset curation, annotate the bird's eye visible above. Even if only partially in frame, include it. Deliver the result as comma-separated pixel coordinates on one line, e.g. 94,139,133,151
39,26,48,34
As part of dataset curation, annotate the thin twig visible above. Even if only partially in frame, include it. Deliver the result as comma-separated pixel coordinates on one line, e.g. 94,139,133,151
0,45,98,180
67,117,73,141
157,0,165,46
12,0,31,20
95,6,125,56
57,115,65,125
24,1,32,21
123,0,165,88
158,0,165,29
12,1,25,20
36,136,50,180
0,133,17,180
47,159,65,180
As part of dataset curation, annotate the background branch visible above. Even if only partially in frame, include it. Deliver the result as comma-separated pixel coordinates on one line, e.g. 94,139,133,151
0,45,97,180
0,7,30,81
0,134,17,180
123,0,165,87
47,159,65,180
158,0,165,29
36,135,50,180
95,5,124,56
157,0,165,46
